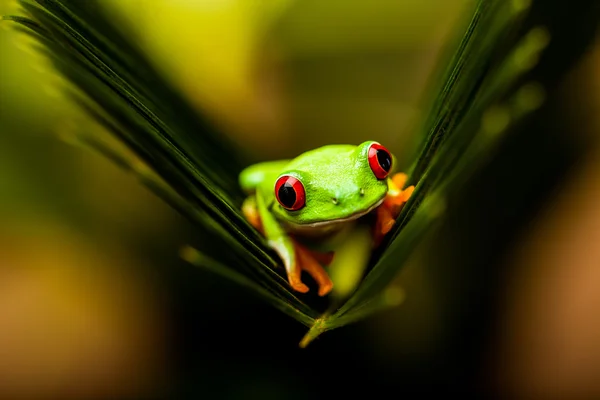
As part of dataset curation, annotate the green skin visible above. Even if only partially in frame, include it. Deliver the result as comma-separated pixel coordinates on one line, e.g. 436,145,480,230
239,141,396,274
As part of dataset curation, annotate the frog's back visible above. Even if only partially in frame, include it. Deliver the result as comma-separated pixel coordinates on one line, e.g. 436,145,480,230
239,160,290,194
285,144,357,171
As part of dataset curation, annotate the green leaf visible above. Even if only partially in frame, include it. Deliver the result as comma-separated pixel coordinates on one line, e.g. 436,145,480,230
4,0,319,319
4,0,599,347
325,0,548,327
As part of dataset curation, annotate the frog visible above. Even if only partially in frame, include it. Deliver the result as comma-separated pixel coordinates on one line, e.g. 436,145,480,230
238,141,414,297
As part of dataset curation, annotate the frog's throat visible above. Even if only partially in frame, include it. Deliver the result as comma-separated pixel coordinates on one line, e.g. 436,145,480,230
284,198,384,229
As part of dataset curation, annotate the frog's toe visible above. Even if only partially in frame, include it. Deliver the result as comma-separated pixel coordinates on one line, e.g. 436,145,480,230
285,258,309,293
288,278,310,294
373,177,414,247
400,185,415,203
316,280,334,297
391,172,408,190
373,206,396,247
383,171,415,214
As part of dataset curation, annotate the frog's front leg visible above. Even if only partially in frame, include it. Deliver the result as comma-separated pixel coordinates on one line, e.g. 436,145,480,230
291,239,334,296
250,192,334,296
373,172,415,247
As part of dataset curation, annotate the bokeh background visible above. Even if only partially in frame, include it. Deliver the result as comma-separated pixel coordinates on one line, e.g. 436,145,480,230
1,0,599,398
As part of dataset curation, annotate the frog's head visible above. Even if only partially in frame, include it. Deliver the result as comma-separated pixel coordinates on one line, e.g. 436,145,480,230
271,141,394,228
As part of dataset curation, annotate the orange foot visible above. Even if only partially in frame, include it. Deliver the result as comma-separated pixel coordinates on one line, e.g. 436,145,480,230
242,197,334,296
373,173,415,247
288,239,334,297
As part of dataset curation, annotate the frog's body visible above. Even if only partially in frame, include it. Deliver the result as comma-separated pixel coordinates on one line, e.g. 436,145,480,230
239,141,414,296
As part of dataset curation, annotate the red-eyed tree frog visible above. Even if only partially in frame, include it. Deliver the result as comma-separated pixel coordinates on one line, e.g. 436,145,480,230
239,141,414,297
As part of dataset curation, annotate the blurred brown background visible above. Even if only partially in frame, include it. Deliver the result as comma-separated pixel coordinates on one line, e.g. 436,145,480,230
1,0,599,398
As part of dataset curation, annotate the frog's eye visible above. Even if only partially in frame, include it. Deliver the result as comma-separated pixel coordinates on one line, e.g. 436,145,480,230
368,142,392,179
274,175,306,211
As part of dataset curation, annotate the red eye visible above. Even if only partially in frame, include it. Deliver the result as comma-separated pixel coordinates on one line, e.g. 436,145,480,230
274,175,306,211
368,143,392,179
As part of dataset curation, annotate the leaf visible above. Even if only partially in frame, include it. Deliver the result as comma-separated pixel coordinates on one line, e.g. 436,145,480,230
4,0,319,319
315,0,599,339
4,0,599,347
324,0,543,325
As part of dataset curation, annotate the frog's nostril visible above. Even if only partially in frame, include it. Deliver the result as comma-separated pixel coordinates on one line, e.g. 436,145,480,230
332,198,339,205
359,188,365,196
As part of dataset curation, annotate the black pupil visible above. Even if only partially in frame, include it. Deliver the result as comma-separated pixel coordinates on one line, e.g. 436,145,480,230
376,149,392,172
278,182,296,208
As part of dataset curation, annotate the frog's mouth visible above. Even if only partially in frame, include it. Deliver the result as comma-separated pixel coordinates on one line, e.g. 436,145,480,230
284,198,384,229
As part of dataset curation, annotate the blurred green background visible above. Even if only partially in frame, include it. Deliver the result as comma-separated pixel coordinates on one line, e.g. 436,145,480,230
1,0,600,398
